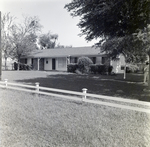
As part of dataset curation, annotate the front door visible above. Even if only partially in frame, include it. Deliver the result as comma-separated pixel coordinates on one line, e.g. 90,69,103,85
52,58,56,70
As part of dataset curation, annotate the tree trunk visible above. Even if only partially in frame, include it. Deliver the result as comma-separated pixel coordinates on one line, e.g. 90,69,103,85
148,55,150,88
124,64,126,79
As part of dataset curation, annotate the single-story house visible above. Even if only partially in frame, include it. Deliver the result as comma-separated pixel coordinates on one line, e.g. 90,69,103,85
20,46,125,73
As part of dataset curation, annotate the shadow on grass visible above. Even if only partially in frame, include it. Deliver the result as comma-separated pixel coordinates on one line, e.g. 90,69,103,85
16,73,150,102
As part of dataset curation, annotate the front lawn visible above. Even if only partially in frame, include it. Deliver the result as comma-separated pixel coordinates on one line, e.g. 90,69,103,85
15,72,150,102
1,89,150,147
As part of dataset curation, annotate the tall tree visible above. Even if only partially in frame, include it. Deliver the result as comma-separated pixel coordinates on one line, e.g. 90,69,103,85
9,16,42,70
65,0,150,80
38,32,58,49
65,0,150,41
1,12,15,70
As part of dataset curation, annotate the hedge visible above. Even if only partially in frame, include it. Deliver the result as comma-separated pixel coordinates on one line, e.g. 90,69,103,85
14,62,32,70
90,64,113,75
67,63,78,73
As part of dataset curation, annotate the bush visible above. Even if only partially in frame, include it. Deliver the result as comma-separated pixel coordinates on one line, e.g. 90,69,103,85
90,64,98,74
77,56,93,73
90,64,113,75
126,64,139,73
97,64,107,74
107,65,113,75
14,62,32,70
67,63,78,73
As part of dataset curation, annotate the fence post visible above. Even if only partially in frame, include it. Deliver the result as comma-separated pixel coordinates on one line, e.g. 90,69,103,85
35,82,40,95
4,79,8,88
82,88,87,101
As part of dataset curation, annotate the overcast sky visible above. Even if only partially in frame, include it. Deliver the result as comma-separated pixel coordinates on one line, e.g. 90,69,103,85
0,0,97,47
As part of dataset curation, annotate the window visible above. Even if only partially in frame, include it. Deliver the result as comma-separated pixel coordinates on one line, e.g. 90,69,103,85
58,58,66,68
121,66,125,70
92,57,96,64
32,58,34,65
25,58,27,64
46,59,48,64
102,57,106,64
75,57,77,63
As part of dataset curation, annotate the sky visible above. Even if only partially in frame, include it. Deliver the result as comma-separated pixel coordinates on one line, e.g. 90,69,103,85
0,0,97,47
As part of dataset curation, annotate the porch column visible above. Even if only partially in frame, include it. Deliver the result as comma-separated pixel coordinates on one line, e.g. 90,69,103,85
37,58,40,71
67,55,70,64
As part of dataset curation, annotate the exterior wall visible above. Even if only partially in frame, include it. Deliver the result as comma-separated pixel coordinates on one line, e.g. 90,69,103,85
56,57,67,71
44,57,67,71
95,57,102,64
22,55,126,73
32,58,44,70
32,58,38,70
70,56,103,64
20,58,31,65
44,58,52,70
111,54,125,73
70,57,78,63
27,58,32,65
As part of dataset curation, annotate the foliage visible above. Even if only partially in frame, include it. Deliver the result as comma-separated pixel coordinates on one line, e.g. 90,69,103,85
77,56,93,73
65,0,150,62
55,44,73,48
89,64,97,74
126,64,139,73
90,64,113,75
65,0,150,39
38,32,58,49
14,62,32,70
101,35,147,63
67,63,78,73
9,16,42,69
1,13,15,70
133,25,150,56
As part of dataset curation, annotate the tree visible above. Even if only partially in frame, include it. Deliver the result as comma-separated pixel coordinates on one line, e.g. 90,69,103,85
1,12,15,70
65,0,150,80
65,0,150,57
9,16,42,70
38,32,58,49
65,0,150,41
133,25,150,86
55,43,72,48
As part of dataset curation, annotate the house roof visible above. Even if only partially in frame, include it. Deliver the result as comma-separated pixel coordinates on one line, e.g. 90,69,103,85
22,46,105,58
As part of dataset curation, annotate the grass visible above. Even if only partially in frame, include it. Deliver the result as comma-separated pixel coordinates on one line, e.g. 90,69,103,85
5,71,149,102
1,89,150,147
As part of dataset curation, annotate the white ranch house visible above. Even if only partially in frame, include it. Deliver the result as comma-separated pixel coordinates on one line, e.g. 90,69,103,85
20,46,125,73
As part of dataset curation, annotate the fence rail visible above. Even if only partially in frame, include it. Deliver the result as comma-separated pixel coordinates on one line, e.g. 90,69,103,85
0,79,150,114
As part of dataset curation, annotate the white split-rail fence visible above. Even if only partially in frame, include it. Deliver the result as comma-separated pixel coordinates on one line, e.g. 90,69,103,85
0,79,150,114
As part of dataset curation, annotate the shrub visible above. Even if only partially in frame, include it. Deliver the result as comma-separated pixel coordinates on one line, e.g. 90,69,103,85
90,64,113,75
126,64,139,73
90,64,98,74
14,62,18,70
97,64,107,74
107,65,113,75
67,63,78,73
14,62,32,70
77,56,93,73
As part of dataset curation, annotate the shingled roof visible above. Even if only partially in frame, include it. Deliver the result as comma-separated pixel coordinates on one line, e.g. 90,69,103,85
23,46,104,58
